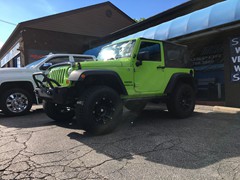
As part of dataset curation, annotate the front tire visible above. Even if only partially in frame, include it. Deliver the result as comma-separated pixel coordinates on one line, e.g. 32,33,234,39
0,88,33,116
167,83,195,118
75,86,123,135
43,101,75,121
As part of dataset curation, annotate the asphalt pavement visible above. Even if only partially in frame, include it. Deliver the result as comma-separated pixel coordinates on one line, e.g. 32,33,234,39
0,104,240,180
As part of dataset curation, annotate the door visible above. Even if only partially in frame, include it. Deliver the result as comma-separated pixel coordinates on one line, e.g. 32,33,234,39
134,41,165,93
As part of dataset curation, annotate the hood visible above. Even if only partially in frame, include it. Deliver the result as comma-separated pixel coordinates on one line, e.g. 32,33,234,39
0,67,36,73
80,58,131,68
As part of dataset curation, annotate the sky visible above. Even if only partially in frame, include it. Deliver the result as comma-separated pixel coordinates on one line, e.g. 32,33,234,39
0,0,188,49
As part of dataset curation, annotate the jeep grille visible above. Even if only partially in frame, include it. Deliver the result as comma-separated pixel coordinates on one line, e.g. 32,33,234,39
49,67,68,84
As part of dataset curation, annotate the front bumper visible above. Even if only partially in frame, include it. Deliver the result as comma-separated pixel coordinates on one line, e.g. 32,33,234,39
33,72,75,104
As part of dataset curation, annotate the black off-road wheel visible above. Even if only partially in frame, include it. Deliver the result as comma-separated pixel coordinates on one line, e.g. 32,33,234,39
0,88,33,116
75,86,123,135
167,83,195,118
43,101,75,121
125,101,147,112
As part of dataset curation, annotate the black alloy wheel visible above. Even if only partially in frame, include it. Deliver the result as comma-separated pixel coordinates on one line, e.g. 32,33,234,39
167,83,195,118
43,101,75,121
75,86,123,135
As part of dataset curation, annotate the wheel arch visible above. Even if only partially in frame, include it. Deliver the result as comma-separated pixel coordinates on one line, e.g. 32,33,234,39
69,70,128,95
0,81,37,103
164,73,196,94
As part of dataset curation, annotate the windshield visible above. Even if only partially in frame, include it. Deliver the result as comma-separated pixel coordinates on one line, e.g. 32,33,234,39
24,56,48,69
97,40,136,61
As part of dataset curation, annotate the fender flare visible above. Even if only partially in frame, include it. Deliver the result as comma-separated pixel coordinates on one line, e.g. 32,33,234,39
68,69,128,95
164,73,196,94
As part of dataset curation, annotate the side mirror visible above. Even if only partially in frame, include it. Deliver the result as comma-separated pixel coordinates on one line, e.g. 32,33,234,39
136,51,149,67
136,60,142,67
137,51,149,60
40,62,52,70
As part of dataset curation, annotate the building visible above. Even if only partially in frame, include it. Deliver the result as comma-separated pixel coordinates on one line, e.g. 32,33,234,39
86,0,240,107
0,2,135,67
2,0,240,107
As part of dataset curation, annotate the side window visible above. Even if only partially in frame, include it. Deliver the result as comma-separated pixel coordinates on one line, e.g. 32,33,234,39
137,42,161,61
47,56,69,65
74,56,93,62
164,43,190,68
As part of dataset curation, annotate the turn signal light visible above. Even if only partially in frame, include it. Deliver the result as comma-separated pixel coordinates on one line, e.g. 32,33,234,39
81,74,86,79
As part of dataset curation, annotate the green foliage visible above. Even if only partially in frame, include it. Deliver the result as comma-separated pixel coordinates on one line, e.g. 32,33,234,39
133,18,146,22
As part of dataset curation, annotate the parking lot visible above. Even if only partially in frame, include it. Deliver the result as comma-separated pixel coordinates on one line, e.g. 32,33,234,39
0,104,240,180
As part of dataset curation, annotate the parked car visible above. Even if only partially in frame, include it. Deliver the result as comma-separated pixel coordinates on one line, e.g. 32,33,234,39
0,54,96,116
34,38,196,135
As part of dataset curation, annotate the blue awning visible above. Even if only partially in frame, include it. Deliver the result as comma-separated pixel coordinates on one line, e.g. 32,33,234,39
115,0,240,42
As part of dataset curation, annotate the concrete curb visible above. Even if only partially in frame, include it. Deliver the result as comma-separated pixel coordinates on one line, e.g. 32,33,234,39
213,106,240,114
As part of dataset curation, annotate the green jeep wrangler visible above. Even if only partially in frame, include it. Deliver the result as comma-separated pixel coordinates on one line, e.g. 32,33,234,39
33,38,196,135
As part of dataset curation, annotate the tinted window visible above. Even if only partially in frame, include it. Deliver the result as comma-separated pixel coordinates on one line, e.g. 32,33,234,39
138,42,161,61
74,56,94,62
47,56,69,65
164,42,191,68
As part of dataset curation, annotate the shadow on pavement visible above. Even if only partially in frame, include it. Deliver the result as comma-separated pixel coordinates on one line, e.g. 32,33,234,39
0,107,80,130
0,108,57,128
67,108,240,169
1,104,240,170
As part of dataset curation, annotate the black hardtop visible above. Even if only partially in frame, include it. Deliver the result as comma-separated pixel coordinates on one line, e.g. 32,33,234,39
139,38,191,68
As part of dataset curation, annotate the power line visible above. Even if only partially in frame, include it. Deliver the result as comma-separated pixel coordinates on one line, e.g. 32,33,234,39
0,19,17,26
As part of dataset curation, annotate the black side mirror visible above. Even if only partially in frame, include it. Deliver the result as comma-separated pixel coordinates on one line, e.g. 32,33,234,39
40,62,52,70
136,60,142,67
136,51,149,67
137,51,149,60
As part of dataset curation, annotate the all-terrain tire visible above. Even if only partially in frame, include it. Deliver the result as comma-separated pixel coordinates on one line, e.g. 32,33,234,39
75,86,123,135
0,88,33,116
167,83,195,118
125,101,147,112
43,101,75,121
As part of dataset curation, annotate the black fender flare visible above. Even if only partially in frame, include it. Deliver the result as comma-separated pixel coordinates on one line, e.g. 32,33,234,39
68,69,128,95
164,73,196,94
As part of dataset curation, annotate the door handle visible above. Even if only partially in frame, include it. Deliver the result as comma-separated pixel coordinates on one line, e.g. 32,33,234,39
157,65,165,69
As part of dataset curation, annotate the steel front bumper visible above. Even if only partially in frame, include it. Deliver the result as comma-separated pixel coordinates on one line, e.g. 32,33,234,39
33,72,75,104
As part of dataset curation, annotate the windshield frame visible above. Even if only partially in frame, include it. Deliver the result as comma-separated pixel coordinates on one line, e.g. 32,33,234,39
97,40,136,61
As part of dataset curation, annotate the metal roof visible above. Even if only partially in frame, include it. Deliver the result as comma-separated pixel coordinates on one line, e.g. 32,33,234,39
115,0,240,42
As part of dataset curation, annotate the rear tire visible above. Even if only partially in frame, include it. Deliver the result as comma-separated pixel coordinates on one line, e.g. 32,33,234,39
167,83,195,118
75,86,123,135
43,101,74,121
0,88,33,116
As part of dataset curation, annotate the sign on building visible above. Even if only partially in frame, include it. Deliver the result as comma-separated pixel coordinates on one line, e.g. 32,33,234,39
230,37,240,82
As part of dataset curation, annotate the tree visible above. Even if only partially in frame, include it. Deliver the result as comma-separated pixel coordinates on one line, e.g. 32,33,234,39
133,18,146,23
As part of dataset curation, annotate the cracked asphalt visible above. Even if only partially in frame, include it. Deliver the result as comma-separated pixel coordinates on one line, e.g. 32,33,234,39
0,104,240,180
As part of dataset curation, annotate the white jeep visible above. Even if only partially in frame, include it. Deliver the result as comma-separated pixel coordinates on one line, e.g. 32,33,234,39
0,54,96,116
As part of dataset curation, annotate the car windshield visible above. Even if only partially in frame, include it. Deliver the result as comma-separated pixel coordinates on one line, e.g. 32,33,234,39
25,56,48,69
97,40,136,61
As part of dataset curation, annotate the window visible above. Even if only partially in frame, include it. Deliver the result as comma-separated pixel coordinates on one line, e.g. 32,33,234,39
39,56,70,70
47,56,69,65
74,56,94,62
97,40,136,61
164,42,191,68
138,42,161,61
